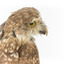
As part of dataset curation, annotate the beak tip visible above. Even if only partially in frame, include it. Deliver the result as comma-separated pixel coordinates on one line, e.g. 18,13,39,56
44,32,48,36
46,30,48,36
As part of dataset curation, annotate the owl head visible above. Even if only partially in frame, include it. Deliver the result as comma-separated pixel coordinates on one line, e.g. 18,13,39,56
4,7,48,36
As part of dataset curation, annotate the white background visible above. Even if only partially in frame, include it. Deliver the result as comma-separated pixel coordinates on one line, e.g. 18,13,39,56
0,0,64,64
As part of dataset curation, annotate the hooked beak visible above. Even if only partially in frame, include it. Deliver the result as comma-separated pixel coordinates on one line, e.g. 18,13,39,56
39,26,48,36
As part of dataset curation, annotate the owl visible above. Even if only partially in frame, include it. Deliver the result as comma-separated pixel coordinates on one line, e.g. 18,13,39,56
0,7,48,64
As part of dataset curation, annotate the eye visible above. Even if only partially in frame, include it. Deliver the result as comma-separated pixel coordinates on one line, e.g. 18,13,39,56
28,22,36,27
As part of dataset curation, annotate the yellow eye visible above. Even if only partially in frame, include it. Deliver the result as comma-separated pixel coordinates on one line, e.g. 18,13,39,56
28,22,36,27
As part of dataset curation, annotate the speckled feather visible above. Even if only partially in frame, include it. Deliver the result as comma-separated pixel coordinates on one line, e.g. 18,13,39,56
0,7,48,64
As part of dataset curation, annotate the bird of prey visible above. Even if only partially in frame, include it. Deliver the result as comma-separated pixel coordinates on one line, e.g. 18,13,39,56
0,7,48,64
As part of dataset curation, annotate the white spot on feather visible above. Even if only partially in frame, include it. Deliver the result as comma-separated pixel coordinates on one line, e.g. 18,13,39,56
8,58,12,61
10,52,19,58
5,62,7,64
3,39,7,42
5,49,7,52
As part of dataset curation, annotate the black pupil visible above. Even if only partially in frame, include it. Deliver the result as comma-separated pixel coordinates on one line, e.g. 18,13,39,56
30,23,33,25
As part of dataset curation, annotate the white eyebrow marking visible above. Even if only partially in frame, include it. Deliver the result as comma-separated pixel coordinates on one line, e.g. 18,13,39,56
32,17,41,22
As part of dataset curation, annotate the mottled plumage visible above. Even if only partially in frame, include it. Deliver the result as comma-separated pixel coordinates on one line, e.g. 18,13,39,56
0,7,48,64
